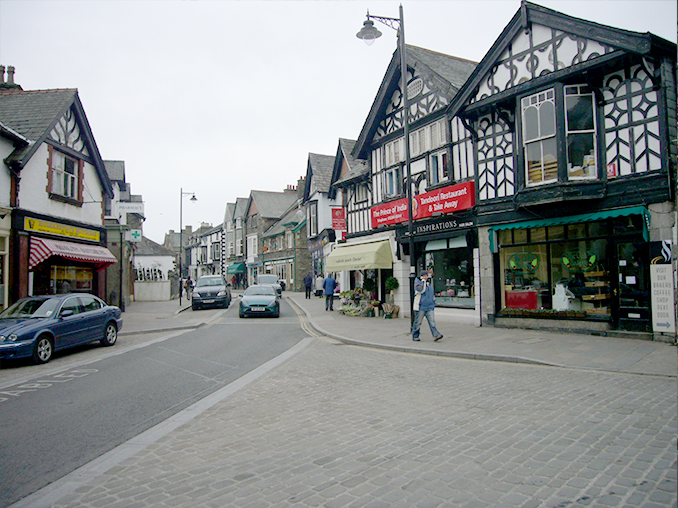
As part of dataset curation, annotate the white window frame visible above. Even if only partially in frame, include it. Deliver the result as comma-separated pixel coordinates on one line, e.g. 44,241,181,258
429,150,449,185
51,149,78,199
522,89,558,186
384,166,401,198
308,201,318,237
565,85,597,180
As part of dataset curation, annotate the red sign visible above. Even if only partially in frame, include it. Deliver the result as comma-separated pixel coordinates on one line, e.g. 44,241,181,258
370,181,475,228
331,207,346,230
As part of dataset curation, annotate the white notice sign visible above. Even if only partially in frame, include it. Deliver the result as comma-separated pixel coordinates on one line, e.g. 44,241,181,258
650,264,676,334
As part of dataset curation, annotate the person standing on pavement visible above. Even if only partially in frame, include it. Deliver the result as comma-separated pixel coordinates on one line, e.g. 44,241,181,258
315,274,324,298
411,270,443,342
303,272,313,299
323,273,337,311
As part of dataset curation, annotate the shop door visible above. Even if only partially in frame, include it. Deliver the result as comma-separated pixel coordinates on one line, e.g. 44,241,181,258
614,242,651,332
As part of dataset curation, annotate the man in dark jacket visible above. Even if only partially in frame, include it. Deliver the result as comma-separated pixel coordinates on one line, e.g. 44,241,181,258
323,273,337,311
411,270,443,342
303,272,313,299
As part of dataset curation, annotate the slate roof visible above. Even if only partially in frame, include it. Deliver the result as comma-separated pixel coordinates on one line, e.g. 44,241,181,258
353,44,477,159
263,206,305,238
136,236,177,257
233,197,248,219
332,138,369,189
0,87,113,196
307,153,335,195
104,160,126,183
249,190,299,219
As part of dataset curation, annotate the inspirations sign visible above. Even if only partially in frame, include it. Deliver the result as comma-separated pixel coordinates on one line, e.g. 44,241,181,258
370,181,475,228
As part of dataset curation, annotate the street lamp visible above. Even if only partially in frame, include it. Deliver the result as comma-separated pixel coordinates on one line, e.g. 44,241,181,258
179,188,197,305
357,5,416,325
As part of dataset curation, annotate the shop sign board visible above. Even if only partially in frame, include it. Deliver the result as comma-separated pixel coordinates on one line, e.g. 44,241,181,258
331,207,346,231
370,181,475,229
650,241,676,334
25,217,100,242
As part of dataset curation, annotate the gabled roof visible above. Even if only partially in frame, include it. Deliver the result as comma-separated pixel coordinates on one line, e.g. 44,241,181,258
303,152,335,200
0,88,113,196
263,206,306,238
448,1,677,118
353,44,476,160
233,197,248,219
223,202,236,224
136,236,177,257
104,160,125,183
330,138,369,195
247,190,299,220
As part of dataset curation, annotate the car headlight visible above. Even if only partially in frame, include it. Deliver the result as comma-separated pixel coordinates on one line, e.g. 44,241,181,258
1,334,19,342
218,290,227,297
269,299,277,306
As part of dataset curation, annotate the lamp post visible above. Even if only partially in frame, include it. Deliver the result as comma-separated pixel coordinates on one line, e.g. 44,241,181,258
179,188,197,305
357,5,416,325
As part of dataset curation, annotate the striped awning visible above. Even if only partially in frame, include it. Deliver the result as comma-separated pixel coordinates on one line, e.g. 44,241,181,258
29,238,117,271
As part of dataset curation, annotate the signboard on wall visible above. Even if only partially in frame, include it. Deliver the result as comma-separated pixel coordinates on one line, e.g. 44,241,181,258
331,207,346,231
650,241,676,334
370,181,475,229
24,217,100,242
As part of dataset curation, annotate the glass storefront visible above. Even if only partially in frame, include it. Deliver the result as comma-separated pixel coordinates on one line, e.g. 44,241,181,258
422,237,475,309
32,262,94,295
497,215,649,327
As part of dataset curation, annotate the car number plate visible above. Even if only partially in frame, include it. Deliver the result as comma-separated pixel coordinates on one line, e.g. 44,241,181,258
203,299,215,304
251,307,265,311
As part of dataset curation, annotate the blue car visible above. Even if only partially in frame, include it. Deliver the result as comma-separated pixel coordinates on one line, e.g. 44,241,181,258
0,294,123,364
239,285,280,318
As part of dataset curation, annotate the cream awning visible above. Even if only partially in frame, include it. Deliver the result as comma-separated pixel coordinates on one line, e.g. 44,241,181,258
325,241,393,272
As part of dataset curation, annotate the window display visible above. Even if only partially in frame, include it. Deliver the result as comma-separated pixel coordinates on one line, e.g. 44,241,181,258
424,246,474,309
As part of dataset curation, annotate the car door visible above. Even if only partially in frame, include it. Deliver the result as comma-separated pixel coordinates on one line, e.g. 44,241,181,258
77,295,106,343
52,296,85,349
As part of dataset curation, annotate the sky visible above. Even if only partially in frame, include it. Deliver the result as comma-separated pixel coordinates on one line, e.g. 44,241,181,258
0,0,675,245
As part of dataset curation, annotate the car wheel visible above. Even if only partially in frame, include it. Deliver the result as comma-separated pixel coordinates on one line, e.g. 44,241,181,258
100,322,118,347
239,310,245,318
192,304,199,311
33,335,53,364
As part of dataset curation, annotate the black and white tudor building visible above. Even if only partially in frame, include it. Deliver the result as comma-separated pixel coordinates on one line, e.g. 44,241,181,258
328,1,676,339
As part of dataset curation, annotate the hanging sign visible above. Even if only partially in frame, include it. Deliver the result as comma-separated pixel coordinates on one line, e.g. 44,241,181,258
331,207,346,231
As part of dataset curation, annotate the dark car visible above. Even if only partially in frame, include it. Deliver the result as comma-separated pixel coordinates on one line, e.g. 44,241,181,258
0,294,123,365
192,275,231,310
239,285,280,318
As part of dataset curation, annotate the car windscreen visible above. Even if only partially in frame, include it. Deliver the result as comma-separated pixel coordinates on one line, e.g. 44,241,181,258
0,298,61,318
196,278,224,287
245,287,276,296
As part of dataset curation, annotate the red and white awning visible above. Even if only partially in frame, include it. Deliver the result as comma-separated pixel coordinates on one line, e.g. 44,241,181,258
29,238,117,271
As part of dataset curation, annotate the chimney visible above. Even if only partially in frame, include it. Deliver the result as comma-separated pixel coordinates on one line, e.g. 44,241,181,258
0,66,4,83
0,65,21,90
7,66,15,85
297,176,306,199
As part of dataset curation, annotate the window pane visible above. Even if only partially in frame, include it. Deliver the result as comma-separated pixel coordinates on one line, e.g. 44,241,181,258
539,100,556,137
526,142,543,184
548,225,565,241
523,106,539,141
513,229,528,244
542,137,558,181
430,156,439,184
567,223,586,239
530,227,546,242
566,95,594,131
567,132,595,178
498,230,513,246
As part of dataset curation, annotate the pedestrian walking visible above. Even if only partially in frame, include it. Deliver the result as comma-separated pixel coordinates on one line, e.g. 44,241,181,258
184,276,194,300
303,272,313,299
323,273,337,311
411,270,443,342
315,274,324,298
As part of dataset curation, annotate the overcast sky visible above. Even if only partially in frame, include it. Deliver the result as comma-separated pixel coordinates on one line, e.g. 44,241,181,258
0,0,675,244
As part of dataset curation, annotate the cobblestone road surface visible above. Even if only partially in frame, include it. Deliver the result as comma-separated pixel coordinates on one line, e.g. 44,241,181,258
51,338,676,508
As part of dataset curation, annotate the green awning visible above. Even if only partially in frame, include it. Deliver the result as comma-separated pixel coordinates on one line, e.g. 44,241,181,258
326,240,393,272
489,206,650,251
226,262,246,274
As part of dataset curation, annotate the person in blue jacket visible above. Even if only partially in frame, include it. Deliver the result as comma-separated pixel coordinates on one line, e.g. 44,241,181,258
411,270,443,342
323,273,338,311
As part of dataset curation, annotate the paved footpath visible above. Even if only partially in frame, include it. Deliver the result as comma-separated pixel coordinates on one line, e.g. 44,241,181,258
11,293,677,508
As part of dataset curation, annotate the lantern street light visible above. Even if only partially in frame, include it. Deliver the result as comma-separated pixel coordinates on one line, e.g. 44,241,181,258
357,5,416,325
179,188,197,306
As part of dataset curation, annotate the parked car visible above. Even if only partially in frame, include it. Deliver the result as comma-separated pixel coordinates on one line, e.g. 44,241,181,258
0,294,123,365
256,274,282,297
239,285,280,318
192,275,231,311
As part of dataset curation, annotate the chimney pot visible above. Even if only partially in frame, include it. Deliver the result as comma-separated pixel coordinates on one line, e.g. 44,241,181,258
0,66,4,83
7,66,15,84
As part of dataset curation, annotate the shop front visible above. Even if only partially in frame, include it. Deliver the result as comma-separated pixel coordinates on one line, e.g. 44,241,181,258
409,218,477,310
12,211,117,302
489,206,653,332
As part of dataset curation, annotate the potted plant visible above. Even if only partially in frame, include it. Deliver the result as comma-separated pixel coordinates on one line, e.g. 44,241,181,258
385,276,399,304
362,278,376,299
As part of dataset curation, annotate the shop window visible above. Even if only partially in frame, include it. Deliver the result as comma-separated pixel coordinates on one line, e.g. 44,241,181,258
548,225,565,241
50,265,93,294
423,245,474,309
